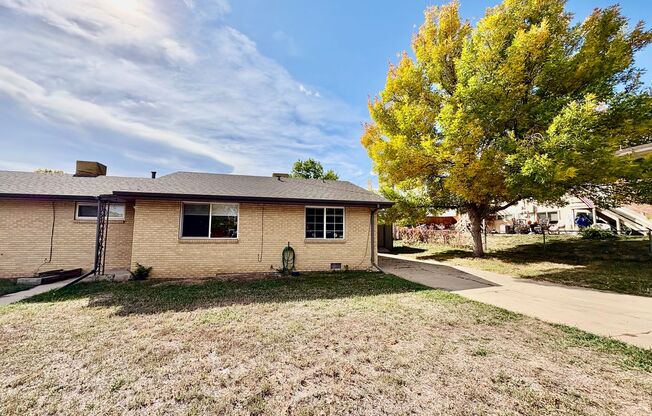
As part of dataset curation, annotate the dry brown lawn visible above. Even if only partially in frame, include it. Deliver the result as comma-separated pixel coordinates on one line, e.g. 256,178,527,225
1,272,651,415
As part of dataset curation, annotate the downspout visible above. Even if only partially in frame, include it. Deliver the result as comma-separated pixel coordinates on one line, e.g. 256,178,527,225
370,205,382,272
62,269,96,288
93,195,102,274
66,196,102,287
34,201,56,275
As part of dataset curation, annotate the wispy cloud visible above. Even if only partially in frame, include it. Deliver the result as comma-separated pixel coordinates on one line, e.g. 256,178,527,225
0,159,42,171
273,29,300,57
299,84,321,98
0,0,366,178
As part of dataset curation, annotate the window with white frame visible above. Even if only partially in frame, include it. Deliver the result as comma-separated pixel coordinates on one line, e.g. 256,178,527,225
181,203,238,238
537,211,560,224
305,207,344,239
75,202,125,220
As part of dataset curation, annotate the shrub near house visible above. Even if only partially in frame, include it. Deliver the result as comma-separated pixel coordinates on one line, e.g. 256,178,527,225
397,227,470,247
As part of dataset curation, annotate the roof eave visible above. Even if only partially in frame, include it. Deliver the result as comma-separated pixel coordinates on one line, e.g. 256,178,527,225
0,193,97,201
112,191,393,208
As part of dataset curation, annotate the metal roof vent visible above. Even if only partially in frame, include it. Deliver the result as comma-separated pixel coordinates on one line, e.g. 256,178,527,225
74,161,107,177
272,173,290,180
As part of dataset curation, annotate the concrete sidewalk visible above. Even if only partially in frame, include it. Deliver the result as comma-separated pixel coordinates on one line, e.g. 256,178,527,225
0,278,75,306
379,254,652,349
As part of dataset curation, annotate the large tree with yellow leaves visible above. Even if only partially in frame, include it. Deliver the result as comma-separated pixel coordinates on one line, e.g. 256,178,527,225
362,0,652,256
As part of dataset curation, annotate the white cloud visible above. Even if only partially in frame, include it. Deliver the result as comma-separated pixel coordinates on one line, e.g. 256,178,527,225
183,0,231,17
122,151,198,172
0,159,42,171
299,84,321,98
0,0,365,177
0,0,198,64
0,65,253,169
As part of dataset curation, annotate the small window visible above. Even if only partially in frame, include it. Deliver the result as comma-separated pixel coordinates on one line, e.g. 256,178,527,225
75,202,125,220
76,203,98,219
537,211,560,224
181,203,238,238
305,207,344,239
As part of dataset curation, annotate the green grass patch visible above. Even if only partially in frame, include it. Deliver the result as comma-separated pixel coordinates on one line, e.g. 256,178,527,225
555,324,652,372
395,235,652,296
0,280,33,297
471,347,490,357
25,271,430,315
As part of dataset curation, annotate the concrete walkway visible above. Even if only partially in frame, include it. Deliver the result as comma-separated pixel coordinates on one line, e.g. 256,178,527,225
0,278,75,306
379,254,652,349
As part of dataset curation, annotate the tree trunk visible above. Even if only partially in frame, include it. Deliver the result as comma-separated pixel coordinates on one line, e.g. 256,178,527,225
467,205,485,257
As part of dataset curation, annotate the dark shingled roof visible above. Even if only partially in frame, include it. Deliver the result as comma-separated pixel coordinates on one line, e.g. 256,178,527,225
0,171,391,207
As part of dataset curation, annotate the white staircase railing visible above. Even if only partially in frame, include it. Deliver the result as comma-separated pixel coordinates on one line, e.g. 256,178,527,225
599,206,652,233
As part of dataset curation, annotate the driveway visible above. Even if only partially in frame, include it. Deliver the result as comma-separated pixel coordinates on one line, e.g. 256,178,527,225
379,254,652,349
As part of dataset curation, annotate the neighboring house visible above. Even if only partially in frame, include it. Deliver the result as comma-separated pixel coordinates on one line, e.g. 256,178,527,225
492,198,652,234
424,209,458,229
491,144,652,234
426,144,652,234
423,199,652,234
0,161,391,278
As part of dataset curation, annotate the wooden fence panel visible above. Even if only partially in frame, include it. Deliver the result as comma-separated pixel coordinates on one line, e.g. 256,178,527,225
377,224,393,251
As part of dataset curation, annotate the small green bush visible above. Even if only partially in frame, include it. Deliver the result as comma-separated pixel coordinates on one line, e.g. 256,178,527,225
580,227,617,240
130,263,152,280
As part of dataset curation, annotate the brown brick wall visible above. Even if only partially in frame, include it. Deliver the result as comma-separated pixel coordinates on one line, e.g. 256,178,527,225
0,200,134,278
131,201,376,278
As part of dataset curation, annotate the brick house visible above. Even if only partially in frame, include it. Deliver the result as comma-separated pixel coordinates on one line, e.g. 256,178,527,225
0,162,391,279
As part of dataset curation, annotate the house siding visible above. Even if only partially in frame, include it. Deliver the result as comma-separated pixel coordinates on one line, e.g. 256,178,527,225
130,200,376,278
0,200,134,278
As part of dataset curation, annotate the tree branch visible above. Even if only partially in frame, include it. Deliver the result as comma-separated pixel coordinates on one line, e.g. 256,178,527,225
489,199,521,213
405,204,465,210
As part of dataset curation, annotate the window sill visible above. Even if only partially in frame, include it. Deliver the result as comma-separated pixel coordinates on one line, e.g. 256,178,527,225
304,239,346,244
178,238,239,244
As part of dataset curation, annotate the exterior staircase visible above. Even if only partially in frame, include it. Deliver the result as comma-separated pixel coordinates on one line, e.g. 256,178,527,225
598,206,652,233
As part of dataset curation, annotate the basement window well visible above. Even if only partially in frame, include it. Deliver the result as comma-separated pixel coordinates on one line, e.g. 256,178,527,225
75,202,125,220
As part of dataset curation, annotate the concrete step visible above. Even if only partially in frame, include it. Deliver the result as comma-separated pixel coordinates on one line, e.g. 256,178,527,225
84,269,131,282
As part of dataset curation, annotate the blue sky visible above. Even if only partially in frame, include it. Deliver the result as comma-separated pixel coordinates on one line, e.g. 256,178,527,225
0,0,650,185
